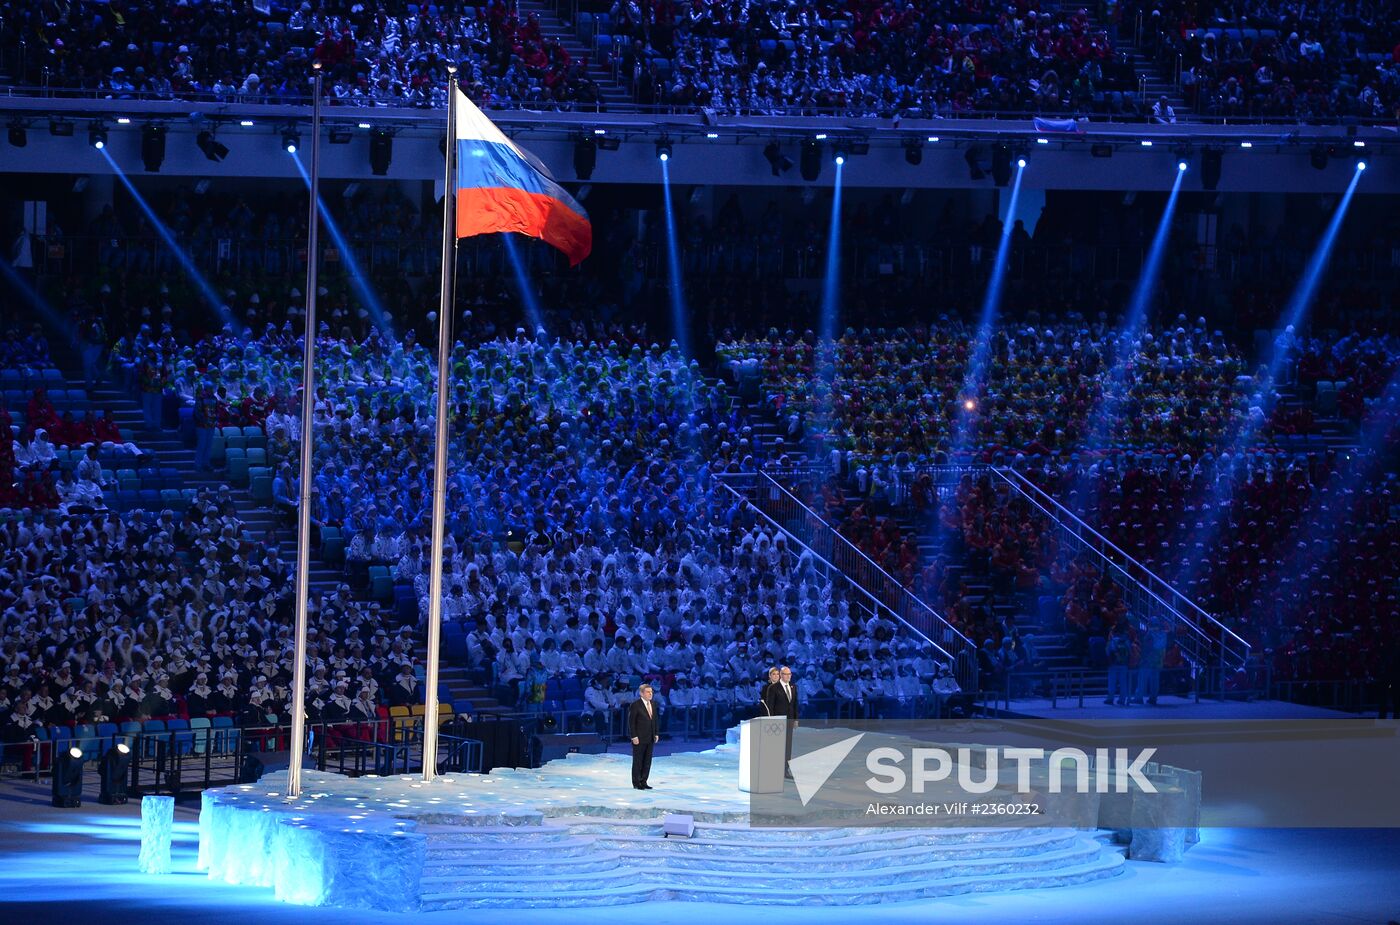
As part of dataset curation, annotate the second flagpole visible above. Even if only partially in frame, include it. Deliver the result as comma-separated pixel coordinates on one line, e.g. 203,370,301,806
420,69,459,781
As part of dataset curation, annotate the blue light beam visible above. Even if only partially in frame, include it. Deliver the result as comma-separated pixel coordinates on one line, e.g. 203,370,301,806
660,157,691,359
291,153,393,336
99,148,236,330
501,233,546,339
1174,165,1365,589
1077,165,1187,481
951,160,1026,459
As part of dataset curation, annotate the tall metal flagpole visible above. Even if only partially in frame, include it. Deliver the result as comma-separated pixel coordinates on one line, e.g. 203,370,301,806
421,69,458,781
286,65,324,800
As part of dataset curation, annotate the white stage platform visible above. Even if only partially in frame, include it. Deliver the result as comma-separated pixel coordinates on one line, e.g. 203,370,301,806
198,731,1128,911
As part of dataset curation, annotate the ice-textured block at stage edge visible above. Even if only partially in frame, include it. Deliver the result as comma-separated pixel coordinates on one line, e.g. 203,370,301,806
139,795,175,874
274,821,426,911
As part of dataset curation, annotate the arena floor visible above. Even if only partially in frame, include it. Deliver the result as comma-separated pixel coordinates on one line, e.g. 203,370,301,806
1,774,1396,925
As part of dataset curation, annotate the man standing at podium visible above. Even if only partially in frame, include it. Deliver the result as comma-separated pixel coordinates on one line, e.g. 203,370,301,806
762,665,800,778
628,682,659,790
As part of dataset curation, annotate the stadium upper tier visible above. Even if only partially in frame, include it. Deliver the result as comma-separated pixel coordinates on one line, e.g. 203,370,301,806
1,0,1394,122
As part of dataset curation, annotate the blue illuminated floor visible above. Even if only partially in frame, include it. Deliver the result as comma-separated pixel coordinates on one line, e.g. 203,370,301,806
1,778,1397,924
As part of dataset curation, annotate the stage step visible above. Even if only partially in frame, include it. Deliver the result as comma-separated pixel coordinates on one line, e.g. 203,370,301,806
418,847,1124,908
587,827,1070,858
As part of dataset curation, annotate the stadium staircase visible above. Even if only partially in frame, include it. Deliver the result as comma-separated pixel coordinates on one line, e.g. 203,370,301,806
1049,0,1191,123
48,358,505,723
891,497,1095,693
516,0,635,110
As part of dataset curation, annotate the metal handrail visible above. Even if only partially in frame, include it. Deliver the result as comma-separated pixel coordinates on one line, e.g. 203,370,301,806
1,82,1396,126
996,467,1251,664
988,469,1217,666
714,477,954,663
745,471,973,659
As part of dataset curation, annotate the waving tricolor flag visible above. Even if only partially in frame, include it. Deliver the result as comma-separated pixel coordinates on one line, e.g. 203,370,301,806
452,87,592,265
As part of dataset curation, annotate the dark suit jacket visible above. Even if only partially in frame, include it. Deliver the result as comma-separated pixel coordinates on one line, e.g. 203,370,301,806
761,681,799,722
627,697,658,741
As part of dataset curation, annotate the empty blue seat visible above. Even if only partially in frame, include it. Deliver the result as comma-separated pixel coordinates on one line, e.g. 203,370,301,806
96,722,118,754
167,718,195,755
72,723,99,755
211,715,238,754
141,719,168,758
189,717,212,754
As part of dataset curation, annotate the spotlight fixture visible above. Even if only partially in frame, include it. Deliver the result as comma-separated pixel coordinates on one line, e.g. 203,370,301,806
964,146,985,180
196,130,229,162
833,145,847,166
328,128,353,144
991,144,1013,187
573,136,597,180
903,137,923,166
800,140,823,182
88,121,108,149
7,120,25,147
1356,160,1366,172
141,124,166,172
282,128,301,154
1017,157,1027,168
49,119,74,137
1310,144,1329,170
763,141,793,176
655,138,672,162
98,742,132,804
1200,146,1223,190
1177,161,1188,172
369,128,393,175
963,398,977,412
52,746,85,808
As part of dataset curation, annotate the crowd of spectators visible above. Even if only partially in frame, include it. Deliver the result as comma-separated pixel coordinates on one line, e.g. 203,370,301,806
1018,446,1400,687
76,322,957,737
719,316,1253,462
1128,0,1400,121
4,0,1395,120
0,488,444,765
6,196,1400,745
2,0,601,110
613,0,1139,116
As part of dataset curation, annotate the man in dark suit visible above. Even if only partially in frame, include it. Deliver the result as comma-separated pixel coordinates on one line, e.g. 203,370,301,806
627,683,659,790
762,665,800,778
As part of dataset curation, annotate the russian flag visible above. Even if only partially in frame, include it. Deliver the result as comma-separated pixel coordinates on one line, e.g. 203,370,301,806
453,88,592,266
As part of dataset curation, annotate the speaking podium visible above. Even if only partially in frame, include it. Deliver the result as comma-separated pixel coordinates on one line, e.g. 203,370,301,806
738,716,787,793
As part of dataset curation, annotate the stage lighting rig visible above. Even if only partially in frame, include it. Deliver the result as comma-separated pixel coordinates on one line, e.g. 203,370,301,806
141,124,166,171
196,130,229,162
764,141,794,176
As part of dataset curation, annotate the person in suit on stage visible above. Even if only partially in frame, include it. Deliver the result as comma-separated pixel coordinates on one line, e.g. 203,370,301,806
761,665,800,778
760,666,780,714
628,682,659,790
